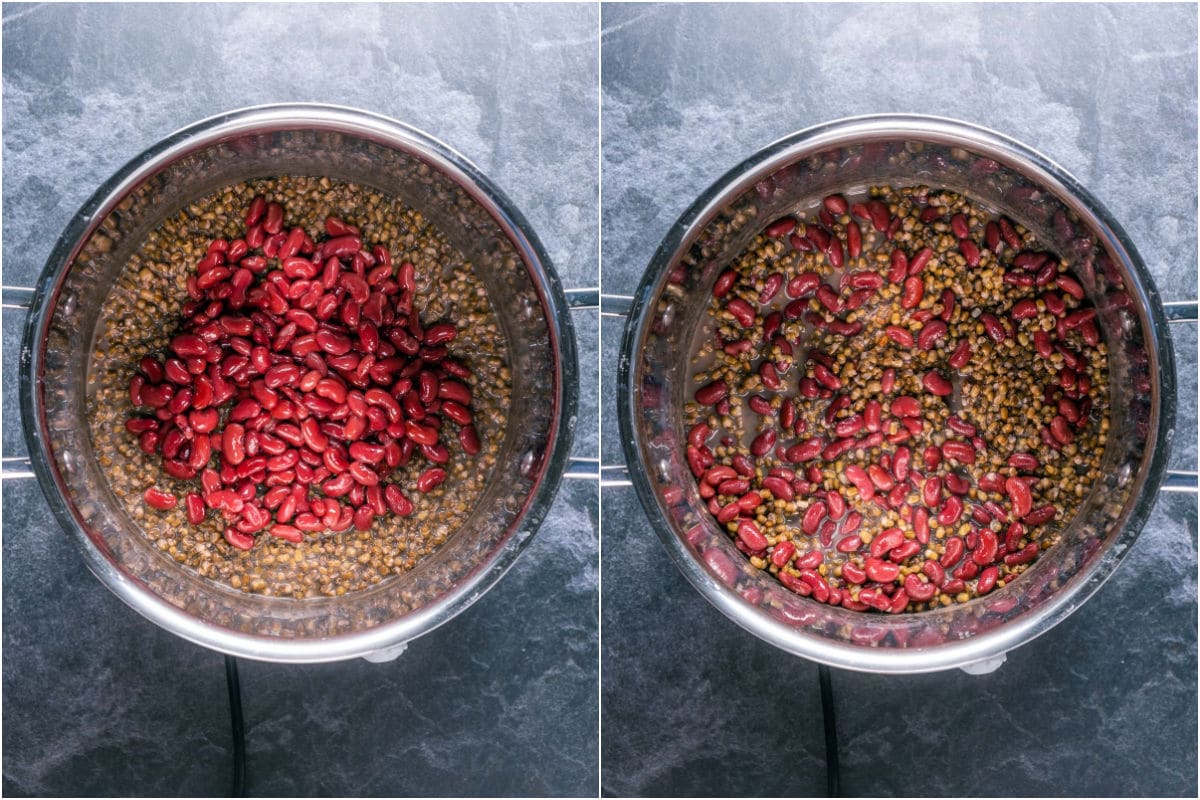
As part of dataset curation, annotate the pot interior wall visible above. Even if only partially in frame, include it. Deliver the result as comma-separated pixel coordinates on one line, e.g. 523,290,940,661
35,125,559,642
628,128,1167,659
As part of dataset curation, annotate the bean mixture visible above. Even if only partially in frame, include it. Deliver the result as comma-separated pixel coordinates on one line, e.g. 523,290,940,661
88,177,511,597
685,186,1109,613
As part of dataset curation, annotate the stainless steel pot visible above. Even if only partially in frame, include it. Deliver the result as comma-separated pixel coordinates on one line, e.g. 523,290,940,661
618,114,1192,674
20,104,582,663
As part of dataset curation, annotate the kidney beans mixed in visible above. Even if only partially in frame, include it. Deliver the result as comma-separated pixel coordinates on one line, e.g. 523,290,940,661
129,197,479,551
685,186,1109,613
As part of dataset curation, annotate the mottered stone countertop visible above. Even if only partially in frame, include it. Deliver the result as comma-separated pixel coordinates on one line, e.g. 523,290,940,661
4,2,1198,798
2,3,598,796
600,3,1197,797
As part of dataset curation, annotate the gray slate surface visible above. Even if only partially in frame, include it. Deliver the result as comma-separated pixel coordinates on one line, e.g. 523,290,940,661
2,3,598,796
600,3,1197,797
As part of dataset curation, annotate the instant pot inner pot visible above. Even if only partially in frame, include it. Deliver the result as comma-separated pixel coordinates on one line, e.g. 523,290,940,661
631,132,1164,654
38,126,559,640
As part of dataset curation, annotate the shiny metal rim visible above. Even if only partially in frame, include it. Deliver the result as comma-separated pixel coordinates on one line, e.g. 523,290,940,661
618,114,1175,673
21,103,579,663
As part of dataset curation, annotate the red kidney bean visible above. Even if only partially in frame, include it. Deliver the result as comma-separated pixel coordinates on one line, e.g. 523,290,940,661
758,272,784,304
870,527,904,559
345,460,377,486
762,476,794,501
1005,477,1033,518
912,320,946,351
947,213,969,239
695,381,727,405
936,495,963,526
747,396,772,418
972,530,999,566
377,485,411,516
885,326,914,347
758,361,781,390
820,438,855,462
244,196,266,227
940,341,971,373
836,533,864,554
833,415,864,439
1003,521,1026,553
824,238,844,269
798,569,830,603
1011,298,1038,320
980,313,1006,343
897,250,931,282
801,501,826,535
1050,415,1075,445
900,275,924,309
812,363,841,390
1005,543,1039,566
881,250,906,284
724,298,755,328
748,429,776,457
1023,505,1057,526
922,371,952,396
223,527,255,550
862,200,888,232
786,271,821,299
845,220,862,258
921,474,940,506
996,217,1020,249
839,561,866,585
889,396,920,418
182,492,205,525
908,506,929,545
769,540,796,568
806,225,831,251
940,536,965,568
1042,292,1066,317
942,417,974,439
983,221,1002,251
764,217,796,237
864,464,893,492
959,238,980,267
266,524,301,544
711,478,744,497
940,440,976,464
904,574,937,602
976,565,999,594
729,519,765,553
1056,274,1084,300
447,423,475,455
843,464,875,501
218,422,244,465
864,558,900,583
415,468,446,493
143,487,177,510
822,194,849,215
922,559,945,586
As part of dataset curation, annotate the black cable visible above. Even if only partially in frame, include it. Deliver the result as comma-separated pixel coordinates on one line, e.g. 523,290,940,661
224,655,247,797
818,663,840,797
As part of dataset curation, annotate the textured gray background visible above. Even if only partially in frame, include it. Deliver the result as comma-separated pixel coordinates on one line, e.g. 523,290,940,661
600,3,1198,797
2,3,598,796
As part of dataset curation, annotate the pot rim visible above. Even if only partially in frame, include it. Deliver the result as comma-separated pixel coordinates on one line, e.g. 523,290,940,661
20,102,579,663
617,113,1176,674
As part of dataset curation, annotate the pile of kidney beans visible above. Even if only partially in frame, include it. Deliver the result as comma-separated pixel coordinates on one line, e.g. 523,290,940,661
128,197,478,551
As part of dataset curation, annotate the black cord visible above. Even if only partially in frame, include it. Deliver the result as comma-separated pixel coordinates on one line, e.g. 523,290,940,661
818,664,841,797
224,655,247,797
